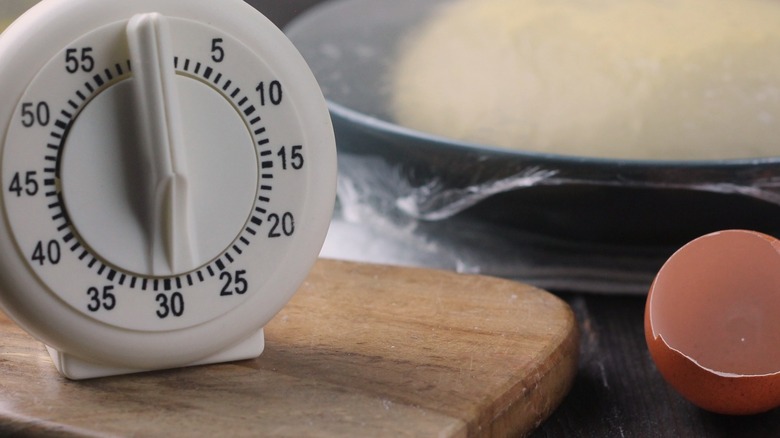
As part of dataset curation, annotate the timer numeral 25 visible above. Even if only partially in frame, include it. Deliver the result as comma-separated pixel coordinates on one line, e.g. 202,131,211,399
220,270,248,296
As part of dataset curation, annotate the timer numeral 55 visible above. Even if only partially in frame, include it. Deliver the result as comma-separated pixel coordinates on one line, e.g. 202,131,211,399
65,47,95,74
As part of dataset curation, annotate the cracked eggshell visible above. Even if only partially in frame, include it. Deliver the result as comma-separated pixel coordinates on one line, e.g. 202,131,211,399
645,229,780,415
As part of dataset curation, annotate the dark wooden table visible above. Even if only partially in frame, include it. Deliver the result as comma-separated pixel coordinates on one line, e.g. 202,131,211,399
536,293,780,437
254,2,780,436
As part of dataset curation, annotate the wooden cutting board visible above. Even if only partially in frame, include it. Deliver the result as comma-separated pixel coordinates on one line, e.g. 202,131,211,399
0,259,578,437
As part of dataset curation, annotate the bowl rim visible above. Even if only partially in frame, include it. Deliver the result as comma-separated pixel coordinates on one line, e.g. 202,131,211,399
328,100,780,171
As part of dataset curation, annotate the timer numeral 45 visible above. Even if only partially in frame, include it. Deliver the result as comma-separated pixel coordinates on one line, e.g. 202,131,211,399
8,171,39,197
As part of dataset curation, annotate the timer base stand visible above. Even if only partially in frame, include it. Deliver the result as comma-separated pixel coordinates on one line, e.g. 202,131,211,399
45,328,265,379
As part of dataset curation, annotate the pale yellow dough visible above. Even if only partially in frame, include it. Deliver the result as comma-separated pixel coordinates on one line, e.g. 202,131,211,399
391,0,780,160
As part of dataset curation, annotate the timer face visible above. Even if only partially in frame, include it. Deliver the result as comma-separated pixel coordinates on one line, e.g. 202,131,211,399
3,18,306,331
0,0,336,377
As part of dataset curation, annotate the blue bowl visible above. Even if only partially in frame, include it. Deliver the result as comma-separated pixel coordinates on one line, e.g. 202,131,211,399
286,0,780,291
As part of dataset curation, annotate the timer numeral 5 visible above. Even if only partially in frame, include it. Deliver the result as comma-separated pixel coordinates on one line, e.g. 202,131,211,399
211,38,225,63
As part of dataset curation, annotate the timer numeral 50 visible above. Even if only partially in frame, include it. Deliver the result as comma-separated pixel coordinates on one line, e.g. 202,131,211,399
20,102,50,127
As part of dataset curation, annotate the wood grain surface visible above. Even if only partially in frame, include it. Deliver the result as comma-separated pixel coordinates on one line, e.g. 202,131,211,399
0,259,578,437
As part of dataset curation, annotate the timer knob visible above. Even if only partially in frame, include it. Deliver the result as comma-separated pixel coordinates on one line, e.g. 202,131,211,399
62,13,258,277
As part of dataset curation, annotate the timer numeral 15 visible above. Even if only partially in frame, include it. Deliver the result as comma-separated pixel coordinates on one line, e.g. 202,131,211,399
277,145,304,170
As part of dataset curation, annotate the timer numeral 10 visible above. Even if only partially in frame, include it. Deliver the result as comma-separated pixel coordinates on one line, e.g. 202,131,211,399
256,80,282,106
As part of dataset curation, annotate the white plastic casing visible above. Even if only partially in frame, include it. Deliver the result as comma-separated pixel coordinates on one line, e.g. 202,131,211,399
0,0,336,378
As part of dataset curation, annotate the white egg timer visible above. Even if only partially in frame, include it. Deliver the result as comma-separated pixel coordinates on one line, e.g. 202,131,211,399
0,0,336,379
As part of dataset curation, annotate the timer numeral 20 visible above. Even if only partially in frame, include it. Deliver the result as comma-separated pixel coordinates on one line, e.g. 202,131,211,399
268,213,294,238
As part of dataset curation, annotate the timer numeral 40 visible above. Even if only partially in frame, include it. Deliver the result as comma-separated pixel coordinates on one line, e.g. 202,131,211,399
31,239,61,266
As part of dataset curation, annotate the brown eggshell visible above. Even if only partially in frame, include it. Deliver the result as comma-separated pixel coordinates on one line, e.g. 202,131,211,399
645,229,780,415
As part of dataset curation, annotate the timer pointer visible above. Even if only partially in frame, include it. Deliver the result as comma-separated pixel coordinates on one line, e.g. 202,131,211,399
127,12,196,276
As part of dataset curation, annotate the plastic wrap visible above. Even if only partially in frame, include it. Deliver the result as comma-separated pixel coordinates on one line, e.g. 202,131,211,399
320,107,780,293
